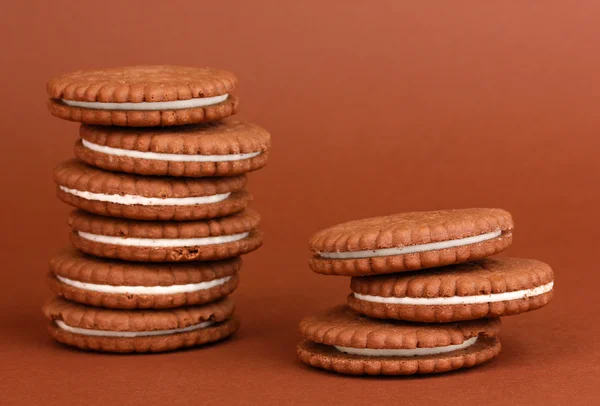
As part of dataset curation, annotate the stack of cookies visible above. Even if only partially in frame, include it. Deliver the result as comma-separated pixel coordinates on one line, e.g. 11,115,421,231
42,66,271,353
298,209,554,375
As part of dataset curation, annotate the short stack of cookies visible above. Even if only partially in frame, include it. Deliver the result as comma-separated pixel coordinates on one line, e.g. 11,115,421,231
298,209,554,375
43,66,271,353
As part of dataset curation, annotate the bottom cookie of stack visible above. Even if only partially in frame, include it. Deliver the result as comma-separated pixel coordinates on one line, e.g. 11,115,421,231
297,306,500,375
43,297,239,353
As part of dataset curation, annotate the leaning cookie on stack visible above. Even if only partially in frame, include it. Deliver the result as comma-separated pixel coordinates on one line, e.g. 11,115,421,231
298,209,554,375
43,66,271,353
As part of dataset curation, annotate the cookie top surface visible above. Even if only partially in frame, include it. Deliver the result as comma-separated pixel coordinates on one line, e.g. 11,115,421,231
299,306,500,349
351,258,554,298
47,65,237,102
43,296,235,332
68,208,260,238
79,121,271,156
54,159,247,198
310,208,513,255
50,248,240,286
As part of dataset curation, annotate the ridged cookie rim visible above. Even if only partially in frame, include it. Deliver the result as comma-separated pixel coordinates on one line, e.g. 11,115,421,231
47,315,240,353
54,159,248,198
79,120,271,156
309,208,513,254
68,208,260,238
298,305,500,349
350,258,554,298
49,248,241,286
47,65,237,102
43,296,235,332
297,336,500,375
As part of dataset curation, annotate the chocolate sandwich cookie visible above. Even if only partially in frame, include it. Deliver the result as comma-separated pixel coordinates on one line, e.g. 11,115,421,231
68,209,262,262
309,208,513,276
49,248,240,309
43,296,239,353
75,121,271,177
297,306,501,375
54,159,250,221
47,65,238,126
349,257,554,322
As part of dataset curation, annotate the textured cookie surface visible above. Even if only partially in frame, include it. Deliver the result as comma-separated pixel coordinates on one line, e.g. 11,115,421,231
349,257,554,322
43,297,239,353
297,306,500,375
54,159,250,220
309,208,513,276
299,305,500,349
47,65,238,126
68,209,262,262
49,248,241,309
297,337,500,376
76,121,271,177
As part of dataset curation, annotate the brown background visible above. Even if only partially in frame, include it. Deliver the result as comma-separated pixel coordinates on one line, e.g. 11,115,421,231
1,1,598,404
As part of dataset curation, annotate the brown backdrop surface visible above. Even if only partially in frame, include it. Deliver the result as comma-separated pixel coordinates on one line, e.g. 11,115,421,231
1,1,598,404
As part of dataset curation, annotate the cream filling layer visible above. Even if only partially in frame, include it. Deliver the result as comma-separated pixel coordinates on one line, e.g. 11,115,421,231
334,336,478,357
319,230,502,259
77,231,249,248
55,275,232,295
81,139,262,163
354,281,554,305
59,186,230,206
55,319,214,338
62,94,228,111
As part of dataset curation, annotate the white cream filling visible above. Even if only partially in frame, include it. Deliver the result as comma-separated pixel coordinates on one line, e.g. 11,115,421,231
81,139,262,163
334,336,478,357
354,281,554,305
55,319,214,338
319,230,502,259
55,275,232,295
77,231,249,248
59,186,230,206
62,94,228,111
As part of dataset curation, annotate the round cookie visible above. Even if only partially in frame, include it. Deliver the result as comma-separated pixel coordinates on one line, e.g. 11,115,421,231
43,296,239,353
297,306,501,376
68,209,262,262
54,159,251,221
75,121,271,177
309,208,513,276
349,257,554,322
49,248,241,309
47,65,238,126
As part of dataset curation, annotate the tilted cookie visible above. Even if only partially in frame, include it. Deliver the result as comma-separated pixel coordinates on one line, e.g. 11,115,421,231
49,248,240,309
43,296,239,353
297,306,501,375
54,159,250,220
76,121,271,177
68,209,262,262
349,257,554,322
47,65,238,126
309,208,513,276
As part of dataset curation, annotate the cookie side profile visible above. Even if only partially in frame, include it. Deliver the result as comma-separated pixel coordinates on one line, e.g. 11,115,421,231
75,121,271,177
43,297,240,353
297,306,501,375
49,248,240,309
349,257,554,322
54,159,250,220
68,209,262,262
309,208,513,276
47,65,238,126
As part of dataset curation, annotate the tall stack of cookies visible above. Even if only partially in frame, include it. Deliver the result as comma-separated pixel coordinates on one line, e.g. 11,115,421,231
298,209,554,375
43,66,271,353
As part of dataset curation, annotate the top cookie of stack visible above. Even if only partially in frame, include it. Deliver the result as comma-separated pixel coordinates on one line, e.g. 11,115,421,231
43,66,270,353
47,65,238,127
